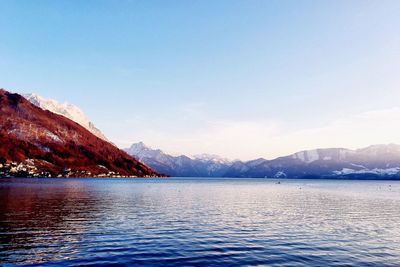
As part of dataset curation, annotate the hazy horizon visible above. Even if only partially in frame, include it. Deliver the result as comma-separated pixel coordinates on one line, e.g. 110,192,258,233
2,1,400,160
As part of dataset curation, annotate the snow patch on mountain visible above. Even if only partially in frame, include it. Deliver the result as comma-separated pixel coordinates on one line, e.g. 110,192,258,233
350,163,366,169
274,171,287,178
44,130,63,143
192,153,231,164
333,167,400,176
293,149,320,163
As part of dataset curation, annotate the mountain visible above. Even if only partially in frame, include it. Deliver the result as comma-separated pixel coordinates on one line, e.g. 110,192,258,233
125,142,232,177
224,145,400,179
126,142,400,179
23,93,108,141
0,89,160,177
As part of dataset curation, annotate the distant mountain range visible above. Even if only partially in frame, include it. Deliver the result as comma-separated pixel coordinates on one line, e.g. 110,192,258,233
0,89,159,178
124,142,231,177
2,88,400,179
125,142,400,179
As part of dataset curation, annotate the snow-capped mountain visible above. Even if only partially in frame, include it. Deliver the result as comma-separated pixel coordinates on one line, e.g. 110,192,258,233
125,142,166,161
224,145,400,179
125,143,233,177
126,142,400,179
23,93,108,141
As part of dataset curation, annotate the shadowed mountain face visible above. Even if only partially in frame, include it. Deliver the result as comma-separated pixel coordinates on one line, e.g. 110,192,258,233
126,142,400,179
0,89,159,177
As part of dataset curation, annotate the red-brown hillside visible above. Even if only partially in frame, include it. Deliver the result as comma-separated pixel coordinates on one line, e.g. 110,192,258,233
0,89,160,177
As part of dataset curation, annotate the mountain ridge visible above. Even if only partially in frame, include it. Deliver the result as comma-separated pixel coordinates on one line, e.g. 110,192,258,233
23,93,108,142
125,142,231,177
125,142,400,179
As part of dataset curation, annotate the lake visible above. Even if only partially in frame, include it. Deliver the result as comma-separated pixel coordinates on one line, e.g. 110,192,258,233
1,178,400,266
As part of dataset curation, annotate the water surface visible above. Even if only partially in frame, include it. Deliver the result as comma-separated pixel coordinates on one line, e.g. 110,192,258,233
1,178,400,266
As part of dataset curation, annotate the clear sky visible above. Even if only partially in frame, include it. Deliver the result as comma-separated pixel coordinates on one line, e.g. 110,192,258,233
1,0,400,160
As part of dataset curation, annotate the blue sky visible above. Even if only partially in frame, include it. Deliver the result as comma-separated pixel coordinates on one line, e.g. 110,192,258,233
1,0,400,159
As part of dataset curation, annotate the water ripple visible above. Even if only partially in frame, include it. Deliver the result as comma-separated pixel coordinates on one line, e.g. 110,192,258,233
1,178,400,266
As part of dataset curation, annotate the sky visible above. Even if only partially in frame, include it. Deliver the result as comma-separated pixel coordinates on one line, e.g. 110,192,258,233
1,0,400,160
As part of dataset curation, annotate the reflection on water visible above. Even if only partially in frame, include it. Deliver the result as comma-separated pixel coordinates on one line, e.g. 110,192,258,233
1,178,400,266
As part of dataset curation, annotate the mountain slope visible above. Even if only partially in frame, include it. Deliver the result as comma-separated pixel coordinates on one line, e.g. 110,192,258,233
0,89,159,177
23,93,108,141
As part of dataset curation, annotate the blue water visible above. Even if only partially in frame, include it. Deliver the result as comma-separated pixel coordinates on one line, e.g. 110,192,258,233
1,178,400,266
